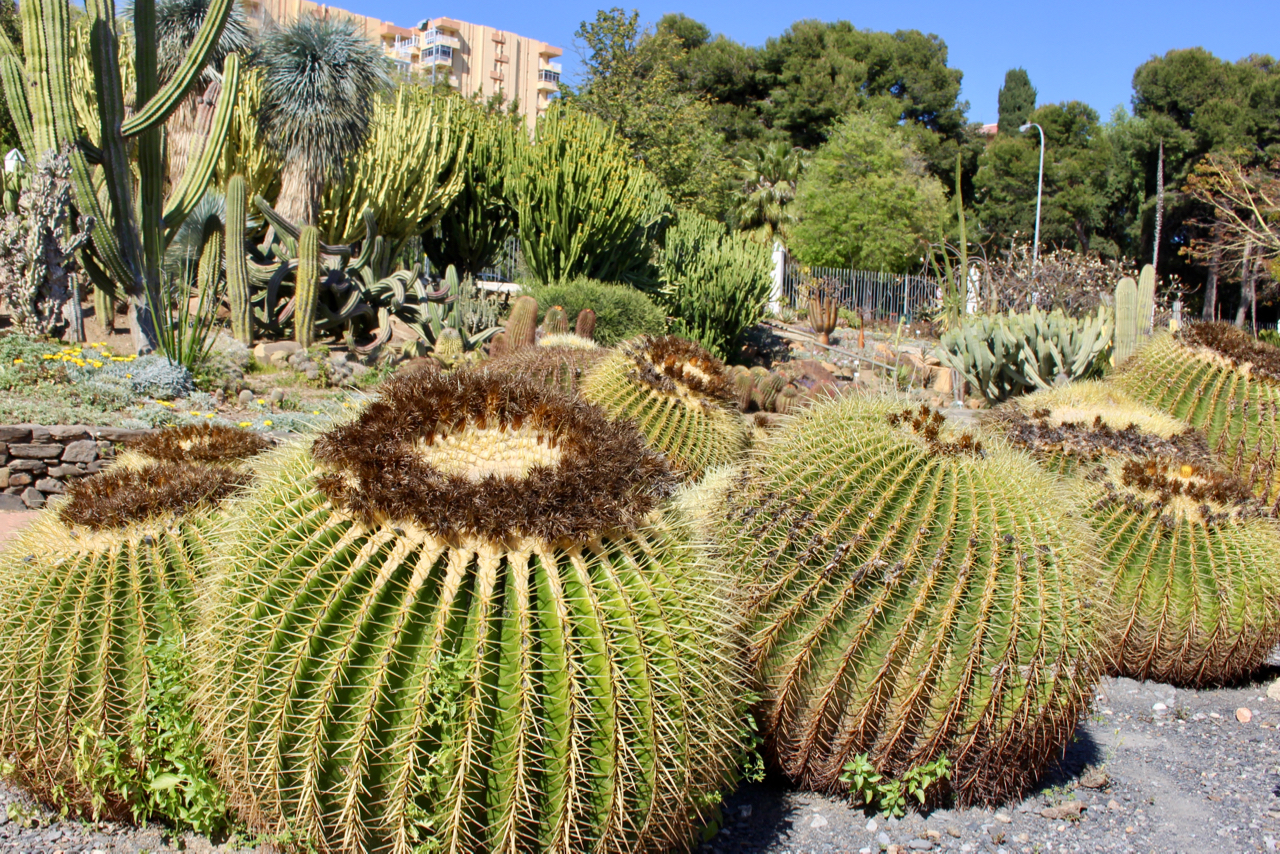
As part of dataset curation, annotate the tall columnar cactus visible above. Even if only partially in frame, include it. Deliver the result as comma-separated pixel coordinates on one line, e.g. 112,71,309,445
582,335,749,479
1113,275,1139,364
504,294,539,351
574,307,596,340
195,215,223,311
481,344,607,395
718,398,1100,804
1136,264,1156,334
225,175,252,345
294,225,320,348
0,0,241,353
197,371,746,854
0,457,253,816
987,383,1280,686
543,305,569,335
1111,322,1280,508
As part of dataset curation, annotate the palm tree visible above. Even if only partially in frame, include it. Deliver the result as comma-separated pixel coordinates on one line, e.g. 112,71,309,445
153,0,253,187
257,16,390,226
732,140,806,246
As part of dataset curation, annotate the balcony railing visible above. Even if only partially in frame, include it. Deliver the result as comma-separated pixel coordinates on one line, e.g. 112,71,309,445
423,44,453,65
420,28,457,46
537,69,560,84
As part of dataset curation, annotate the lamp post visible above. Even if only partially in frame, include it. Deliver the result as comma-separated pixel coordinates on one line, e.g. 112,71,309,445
1019,122,1045,269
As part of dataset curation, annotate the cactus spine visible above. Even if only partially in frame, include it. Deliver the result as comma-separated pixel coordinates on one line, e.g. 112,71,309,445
198,372,746,854
720,398,1100,804
582,335,749,479
294,225,320,348
574,307,596,340
543,304,569,335
225,175,252,345
504,294,539,351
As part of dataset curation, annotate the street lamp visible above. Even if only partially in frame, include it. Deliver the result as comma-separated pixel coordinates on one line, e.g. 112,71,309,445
1019,122,1045,268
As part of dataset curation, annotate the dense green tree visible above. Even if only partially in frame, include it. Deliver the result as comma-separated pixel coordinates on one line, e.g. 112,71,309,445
975,101,1111,253
567,8,731,220
0,0,22,157
791,111,946,272
997,68,1036,136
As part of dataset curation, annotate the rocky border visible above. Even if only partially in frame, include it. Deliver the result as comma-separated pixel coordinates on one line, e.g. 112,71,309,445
0,424,152,510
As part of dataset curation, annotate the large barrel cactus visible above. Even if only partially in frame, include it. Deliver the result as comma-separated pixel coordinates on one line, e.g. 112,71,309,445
719,397,1101,805
1112,322,1280,507
0,461,251,816
988,382,1280,686
198,371,746,854
582,335,748,478
126,422,272,467
480,343,606,395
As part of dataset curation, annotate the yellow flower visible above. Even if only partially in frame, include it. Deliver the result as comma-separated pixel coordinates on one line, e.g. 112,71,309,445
90,343,101,348
312,410,320,415
256,399,265,405
189,411,200,416
90,360,103,368
263,419,273,427
12,358,22,364
205,413,215,418
125,373,133,379
41,354,53,360
238,421,252,427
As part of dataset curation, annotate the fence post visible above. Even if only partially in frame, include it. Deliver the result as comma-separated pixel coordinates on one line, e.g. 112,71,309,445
770,241,786,313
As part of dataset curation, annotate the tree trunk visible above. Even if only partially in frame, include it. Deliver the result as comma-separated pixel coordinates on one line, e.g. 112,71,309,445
1235,239,1253,328
128,297,160,354
276,160,323,228
1202,220,1224,320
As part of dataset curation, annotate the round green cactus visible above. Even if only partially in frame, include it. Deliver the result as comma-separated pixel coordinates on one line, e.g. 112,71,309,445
0,461,250,816
987,382,1280,687
198,371,747,854
719,397,1101,805
582,335,749,479
1112,322,1280,506
480,343,606,395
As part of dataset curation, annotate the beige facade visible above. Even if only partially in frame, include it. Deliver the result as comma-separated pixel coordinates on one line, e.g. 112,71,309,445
242,0,563,128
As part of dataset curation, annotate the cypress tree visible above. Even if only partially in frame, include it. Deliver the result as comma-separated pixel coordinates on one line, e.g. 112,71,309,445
997,68,1037,136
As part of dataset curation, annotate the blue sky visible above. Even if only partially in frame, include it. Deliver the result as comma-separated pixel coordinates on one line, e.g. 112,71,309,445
355,0,1278,124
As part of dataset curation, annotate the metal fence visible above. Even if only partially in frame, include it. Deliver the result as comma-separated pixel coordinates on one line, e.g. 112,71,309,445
782,261,937,322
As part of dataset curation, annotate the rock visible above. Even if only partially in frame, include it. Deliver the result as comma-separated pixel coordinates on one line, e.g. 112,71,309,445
24,424,51,442
809,813,828,829
238,389,254,406
47,465,88,478
1078,767,1109,789
946,827,962,838
8,444,63,459
0,426,31,442
61,439,100,463
270,350,292,367
92,427,150,442
1108,800,1121,811
351,364,370,380
1268,679,1280,703
878,831,892,846
8,473,32,487
1236,707,1252,723
86,460,107,474
908,840,933,851
304,366,321,382
1041,801,1086,820
925,829,941,840
866,819,878,832
8,459,46,473
994,813,1012,823
0,467,6,488
1152,702,1168,712
34,478,63,494
20,487,43,509
738,804,751,819
0,493,25,511
252,341,300,361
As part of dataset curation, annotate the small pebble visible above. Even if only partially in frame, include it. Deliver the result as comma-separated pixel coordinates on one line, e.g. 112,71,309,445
908,839,933,851
946,826,962,838
879,831,892,846
866,819,877,832
994,813,1012,823
1236,707,1253,723
1108,799,1121,811
809,813,828,829
1152,702,1168,712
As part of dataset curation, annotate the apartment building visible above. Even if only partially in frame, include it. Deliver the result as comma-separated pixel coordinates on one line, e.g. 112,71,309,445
241,0,563,128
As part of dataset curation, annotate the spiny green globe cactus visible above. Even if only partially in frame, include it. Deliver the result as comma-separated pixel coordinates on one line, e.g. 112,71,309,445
0,461,251,816
198,371,747,854
719,397,1101,805
480,343,606,395
987,382,1280,687
1112,322,1280,506
125,422,273,467
582,335,749,479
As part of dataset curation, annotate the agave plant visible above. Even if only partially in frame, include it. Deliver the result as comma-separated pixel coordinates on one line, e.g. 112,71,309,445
987,381,1280,686
257,16,390,226
582,335,749,479
197,371,747,854
718,397,1101,805
0,458,252,816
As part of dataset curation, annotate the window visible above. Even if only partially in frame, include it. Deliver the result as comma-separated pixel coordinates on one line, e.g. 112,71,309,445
538,69,560,84
424,44,453,63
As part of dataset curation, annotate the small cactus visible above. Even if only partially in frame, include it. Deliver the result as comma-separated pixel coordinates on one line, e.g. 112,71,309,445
294,226,321,348
574,307,597,340
481,344,607,395
543,305,569,335
504,294,539,351
433,326,464,366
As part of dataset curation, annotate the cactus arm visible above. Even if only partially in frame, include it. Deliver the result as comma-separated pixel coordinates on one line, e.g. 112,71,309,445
225,175,252,344
163,54,241,236
0,54,35,157
119,0,231,137
255,195,353,258
295,225,320,347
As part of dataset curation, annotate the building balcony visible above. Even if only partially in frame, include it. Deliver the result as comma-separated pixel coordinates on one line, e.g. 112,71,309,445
537,66,560,91
419,28,459,49
422,44,454,67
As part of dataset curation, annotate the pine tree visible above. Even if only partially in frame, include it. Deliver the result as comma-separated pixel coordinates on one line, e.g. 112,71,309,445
997,67,1036,136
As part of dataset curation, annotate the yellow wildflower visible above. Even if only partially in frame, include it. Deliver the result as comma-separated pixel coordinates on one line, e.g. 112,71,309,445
263,420,273,427
238,421,252,427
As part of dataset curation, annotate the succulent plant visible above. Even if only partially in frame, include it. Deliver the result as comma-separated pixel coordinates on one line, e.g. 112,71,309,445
986,381,1280,686
1111,323,1280,507
125,423,272,467
574,308,597,340
582,335,750,479
481,344,607,396
0,460,250,816
542,305,569,335
537,332,600,351
504,294,539,352
197,371,747,854
718,397,1100,805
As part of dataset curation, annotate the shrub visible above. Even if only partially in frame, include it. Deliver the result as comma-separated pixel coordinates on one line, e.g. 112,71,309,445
718,397,1100,805
655,209,773,361
198,371,746,853
527,278,667,346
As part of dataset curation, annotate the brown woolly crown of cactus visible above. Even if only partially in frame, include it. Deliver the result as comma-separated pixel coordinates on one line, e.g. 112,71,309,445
58,462,252,530
0,460,239,816
312,371,674,541
1177,320,1280,381
582,335,748,478
199,370,746,854
479,343,607,395
126,423,271,465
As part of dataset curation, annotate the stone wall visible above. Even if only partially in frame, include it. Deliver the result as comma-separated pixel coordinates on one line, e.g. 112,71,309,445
0,425,153,511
